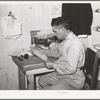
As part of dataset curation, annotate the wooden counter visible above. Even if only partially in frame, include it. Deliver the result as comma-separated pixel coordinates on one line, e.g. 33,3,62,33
12,55,57,90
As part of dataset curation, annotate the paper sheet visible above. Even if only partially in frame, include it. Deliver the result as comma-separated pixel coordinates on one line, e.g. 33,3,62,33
1,16,22,39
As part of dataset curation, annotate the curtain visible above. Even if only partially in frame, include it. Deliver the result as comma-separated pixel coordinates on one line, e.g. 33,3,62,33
62,3,93,36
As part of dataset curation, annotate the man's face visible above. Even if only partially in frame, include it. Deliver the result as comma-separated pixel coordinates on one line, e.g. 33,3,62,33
52,26,64,40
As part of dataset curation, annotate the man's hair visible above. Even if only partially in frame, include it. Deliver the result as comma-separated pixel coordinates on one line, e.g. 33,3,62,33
51,17,71,30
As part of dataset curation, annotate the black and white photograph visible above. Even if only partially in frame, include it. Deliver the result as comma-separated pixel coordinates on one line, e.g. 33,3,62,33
0,0,100,99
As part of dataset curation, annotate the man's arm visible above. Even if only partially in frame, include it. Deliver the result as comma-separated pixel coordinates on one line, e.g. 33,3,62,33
52,43,85,75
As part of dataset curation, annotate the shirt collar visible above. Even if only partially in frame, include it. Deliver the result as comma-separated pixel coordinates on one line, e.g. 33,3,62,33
65,31,74,40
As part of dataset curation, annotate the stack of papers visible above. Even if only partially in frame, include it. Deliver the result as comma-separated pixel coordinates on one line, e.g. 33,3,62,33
93,44,100,50
38,45,49,49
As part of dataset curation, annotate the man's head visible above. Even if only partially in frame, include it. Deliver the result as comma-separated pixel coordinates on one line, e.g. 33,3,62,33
51,17,71,40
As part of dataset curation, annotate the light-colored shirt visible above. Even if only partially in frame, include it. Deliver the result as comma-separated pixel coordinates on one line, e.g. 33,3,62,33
44,32,85,75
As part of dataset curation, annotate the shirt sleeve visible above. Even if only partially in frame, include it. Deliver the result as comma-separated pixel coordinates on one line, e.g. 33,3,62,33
53,42,83,75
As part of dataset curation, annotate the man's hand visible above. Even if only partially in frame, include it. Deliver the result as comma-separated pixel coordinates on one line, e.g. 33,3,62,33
30,45,35,53
44,61,53,69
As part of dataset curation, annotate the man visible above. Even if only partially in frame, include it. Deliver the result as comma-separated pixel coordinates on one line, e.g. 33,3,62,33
33,17,85,90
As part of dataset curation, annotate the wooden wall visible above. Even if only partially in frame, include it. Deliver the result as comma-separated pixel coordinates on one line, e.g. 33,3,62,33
0,2,61,89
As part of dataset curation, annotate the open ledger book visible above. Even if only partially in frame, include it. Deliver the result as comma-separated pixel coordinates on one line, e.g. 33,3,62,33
32,49,48,61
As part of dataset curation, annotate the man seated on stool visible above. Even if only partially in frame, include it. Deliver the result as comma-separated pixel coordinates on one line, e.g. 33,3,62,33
31,17,85,90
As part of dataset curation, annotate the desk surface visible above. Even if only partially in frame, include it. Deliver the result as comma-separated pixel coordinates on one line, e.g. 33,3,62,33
12,55,58,72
